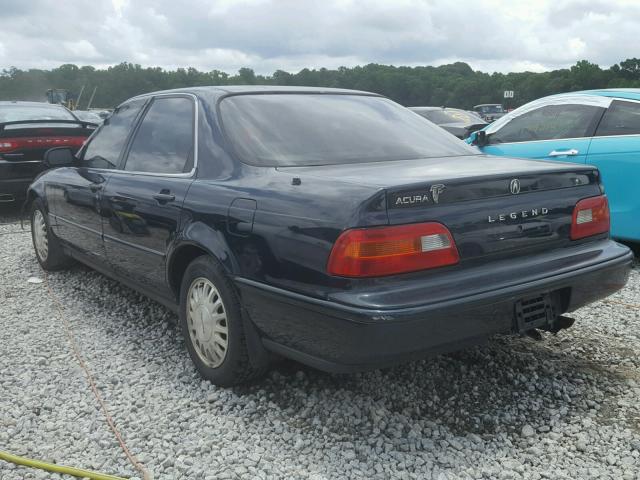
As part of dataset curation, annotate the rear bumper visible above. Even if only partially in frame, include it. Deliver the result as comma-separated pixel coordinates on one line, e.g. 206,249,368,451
235,239,633,372
0,160,41,202
0,177,32,202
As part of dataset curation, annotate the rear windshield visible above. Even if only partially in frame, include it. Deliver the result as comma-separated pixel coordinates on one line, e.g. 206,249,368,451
0,104,76,123
416,109,485,125
476,105,504,114
219,94,477,167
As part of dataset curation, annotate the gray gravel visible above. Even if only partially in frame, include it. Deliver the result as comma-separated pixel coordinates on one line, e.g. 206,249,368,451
1,209,639,479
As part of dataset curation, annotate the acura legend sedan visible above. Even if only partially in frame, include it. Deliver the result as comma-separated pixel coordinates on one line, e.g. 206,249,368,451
26,86,632,386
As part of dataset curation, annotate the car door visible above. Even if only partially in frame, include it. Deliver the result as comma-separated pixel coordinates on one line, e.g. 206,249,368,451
586,99,640,241
480,102,605,164
101,94,196,296
49,98,147,261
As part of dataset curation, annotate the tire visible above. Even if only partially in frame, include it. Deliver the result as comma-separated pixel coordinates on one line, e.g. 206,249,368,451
179,255,269,386
30,198,72,271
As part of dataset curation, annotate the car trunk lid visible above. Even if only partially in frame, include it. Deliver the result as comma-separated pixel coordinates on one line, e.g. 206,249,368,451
0,121,95,162
278,155,603,260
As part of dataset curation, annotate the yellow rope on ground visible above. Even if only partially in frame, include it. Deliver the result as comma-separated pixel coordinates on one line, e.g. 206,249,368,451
43,272,152,480
0,449,128,480
602,298,640,309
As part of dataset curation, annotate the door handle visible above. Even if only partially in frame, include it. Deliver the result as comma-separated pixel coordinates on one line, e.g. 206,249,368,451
153,192,175,203
89,184,103,192
548,149,579,157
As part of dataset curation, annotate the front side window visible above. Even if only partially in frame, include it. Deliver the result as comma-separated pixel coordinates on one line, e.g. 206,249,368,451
595,100,640,136
82,99,146,169
220,94,477,167
489,104,603,144
123,97,194,174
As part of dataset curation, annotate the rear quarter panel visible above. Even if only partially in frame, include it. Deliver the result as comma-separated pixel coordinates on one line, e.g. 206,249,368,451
586,135,640,241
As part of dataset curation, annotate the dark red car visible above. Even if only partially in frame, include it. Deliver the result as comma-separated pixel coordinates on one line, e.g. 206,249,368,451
0,101,96,204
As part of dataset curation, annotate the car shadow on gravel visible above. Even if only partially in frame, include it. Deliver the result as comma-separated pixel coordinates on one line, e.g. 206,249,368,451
35,247,634,446
0,204,24,225
248,333,630,438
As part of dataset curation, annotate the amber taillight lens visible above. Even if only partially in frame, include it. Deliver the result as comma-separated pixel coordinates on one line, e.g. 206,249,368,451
327,222,459,277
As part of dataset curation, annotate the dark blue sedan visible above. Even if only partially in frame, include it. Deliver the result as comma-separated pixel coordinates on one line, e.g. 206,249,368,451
26,86,632,386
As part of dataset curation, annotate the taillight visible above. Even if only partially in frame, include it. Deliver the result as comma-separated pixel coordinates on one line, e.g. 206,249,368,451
327,222,459,277
0,136,86,153
570,195,610,240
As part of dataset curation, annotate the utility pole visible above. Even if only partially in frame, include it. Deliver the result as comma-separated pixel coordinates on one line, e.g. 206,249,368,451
75,85,86,110
86,87,98,110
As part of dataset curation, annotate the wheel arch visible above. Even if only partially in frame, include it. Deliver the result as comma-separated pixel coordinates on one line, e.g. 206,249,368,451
167,222,240,297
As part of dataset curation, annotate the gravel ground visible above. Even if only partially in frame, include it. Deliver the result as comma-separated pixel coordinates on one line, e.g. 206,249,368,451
1,208,639,480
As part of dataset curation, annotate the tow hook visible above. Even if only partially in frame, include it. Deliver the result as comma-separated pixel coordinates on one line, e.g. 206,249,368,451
549,315,576,334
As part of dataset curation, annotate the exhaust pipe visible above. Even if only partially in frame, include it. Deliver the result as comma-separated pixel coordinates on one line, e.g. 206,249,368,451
549,315,575,334
523,315,576,341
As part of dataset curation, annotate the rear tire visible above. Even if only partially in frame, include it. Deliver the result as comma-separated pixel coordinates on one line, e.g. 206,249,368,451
30,198,72,271
179,255,269,386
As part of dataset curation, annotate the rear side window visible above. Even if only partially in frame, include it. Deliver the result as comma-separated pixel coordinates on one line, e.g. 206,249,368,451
490,104,603,143
595,100,640,136
83,99,146,169
220,94,477,167
124,97,194,174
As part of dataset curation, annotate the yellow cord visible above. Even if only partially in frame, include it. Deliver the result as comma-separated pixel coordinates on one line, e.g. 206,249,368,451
0,449,128,480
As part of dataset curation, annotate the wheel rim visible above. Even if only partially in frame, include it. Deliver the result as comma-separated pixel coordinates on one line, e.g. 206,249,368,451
186,277,229,368
33,210,49,262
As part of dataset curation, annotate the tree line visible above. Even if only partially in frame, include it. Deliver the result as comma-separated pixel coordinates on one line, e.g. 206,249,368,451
1,58,640,110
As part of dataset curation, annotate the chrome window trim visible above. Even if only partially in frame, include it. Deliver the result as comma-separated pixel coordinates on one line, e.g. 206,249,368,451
486,136,592,146
79,92,199,178
487,133,640,146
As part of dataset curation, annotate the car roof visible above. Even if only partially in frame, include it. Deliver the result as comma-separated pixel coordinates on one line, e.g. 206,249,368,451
129,85,379,103
410,106,464,112
0,100,68,107
548,88,640,101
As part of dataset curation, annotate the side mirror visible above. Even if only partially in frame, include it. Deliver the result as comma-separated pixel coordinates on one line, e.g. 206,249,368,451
470,130,488,147
44,147,75,168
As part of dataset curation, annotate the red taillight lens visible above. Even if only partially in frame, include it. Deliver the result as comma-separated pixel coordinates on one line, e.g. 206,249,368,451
570,195,610,240
327,222,459,277
0,136,87,153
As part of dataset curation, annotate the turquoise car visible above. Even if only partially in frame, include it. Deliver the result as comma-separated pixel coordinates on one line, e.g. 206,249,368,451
468,89,640,242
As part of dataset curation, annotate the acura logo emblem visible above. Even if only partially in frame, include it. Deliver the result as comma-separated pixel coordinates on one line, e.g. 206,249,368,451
509,179,521,195
430,184,446,203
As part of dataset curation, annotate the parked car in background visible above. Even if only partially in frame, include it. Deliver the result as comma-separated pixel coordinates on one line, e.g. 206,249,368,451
468,89,640,242
89,109,113,120
0,101,96,204
26,86,632,386
473,104,506,122
410,106,487,139
73,109,104,124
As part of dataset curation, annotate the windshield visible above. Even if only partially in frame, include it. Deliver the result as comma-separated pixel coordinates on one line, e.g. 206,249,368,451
416,109,485,125
220,94,477,167
0,104,76,123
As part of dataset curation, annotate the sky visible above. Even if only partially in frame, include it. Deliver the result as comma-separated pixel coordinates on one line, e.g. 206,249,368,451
0,0,638,74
